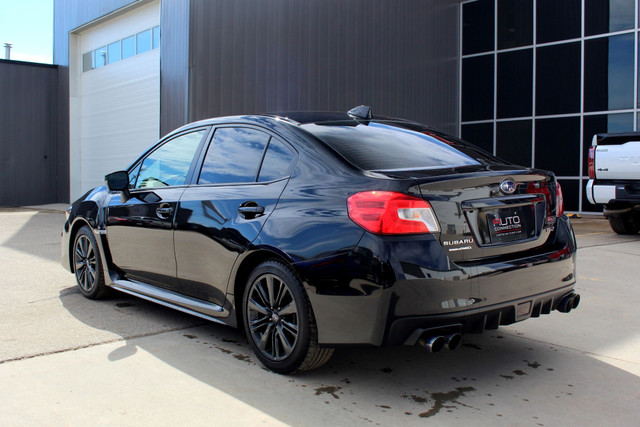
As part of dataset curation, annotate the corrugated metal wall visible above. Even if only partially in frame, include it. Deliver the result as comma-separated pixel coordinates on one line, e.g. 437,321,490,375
184,0,461,135
0,60,59,206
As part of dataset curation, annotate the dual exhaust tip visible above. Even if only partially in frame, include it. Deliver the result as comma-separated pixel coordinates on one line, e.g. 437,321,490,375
418,333,462,353
557,293,581,313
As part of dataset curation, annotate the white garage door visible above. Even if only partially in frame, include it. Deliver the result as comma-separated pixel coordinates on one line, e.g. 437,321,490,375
75,1,160,197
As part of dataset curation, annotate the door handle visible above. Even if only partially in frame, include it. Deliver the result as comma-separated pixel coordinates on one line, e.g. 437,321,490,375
238,204,265,219
156,205,174,219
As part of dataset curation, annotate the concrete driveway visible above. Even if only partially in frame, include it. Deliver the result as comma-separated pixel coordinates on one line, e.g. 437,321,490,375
0,207,638,426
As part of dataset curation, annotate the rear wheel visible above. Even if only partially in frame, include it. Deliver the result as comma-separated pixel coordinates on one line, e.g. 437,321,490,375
73,226,110,299
242,260,333,374
608,212,640,235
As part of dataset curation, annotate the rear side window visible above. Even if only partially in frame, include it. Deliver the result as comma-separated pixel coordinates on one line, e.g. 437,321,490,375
258,139,296,182
302,122,491,171
135,130,206,189
198,127,271,184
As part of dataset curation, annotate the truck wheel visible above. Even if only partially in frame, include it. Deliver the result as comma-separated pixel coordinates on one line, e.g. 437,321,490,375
608,212,640,235
242,260,334,374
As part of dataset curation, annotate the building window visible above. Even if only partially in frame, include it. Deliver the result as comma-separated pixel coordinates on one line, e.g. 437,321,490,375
461,123,494,154
82,26,159,72
462,0,494,55
496,120,532,167
585,0,635,36
461,54,494,122
498,0,532,50
536,42,581,115
497,49,532,119
584,33,634,112
108,41,121,64
535,117,580,177
461,1,639,213
536,0,581,44
136,29,152,54
122,35,135,59
94,46,107,68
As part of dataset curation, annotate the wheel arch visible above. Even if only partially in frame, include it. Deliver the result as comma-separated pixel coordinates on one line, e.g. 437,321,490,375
67,218,93,272
231,248,299,330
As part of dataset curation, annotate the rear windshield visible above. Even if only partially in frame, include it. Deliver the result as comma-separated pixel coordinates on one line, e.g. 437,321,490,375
301,121,498,171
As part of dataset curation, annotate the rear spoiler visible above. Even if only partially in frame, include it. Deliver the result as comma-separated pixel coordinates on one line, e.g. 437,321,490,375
593,132,640,146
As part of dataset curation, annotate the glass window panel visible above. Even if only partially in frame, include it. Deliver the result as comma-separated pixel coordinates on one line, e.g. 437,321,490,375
122,35,135,59
496,120,532,167
136,130,205,189
535,117,580,177
536,0,581,43
94,46,107,68
108,41,121,64
258,139,296,182
462,0,494,55
199,127,270,184
497,49,532,119
498,0,533,50
461,54,494,122
136,29,152,54
582,113,634,176
557,179,579,212
586,0,635,36
585,33,634,112
536,42,581,115
461,123,494,154
152,26,160,49
82,51,94,72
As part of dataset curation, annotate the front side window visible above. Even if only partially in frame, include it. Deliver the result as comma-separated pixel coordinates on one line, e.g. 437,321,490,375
135,130,206,189
198,127,271,185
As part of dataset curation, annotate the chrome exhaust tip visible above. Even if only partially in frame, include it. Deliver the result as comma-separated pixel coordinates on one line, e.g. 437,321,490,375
558,293,580,313
418,336,446,353
446,333,462,350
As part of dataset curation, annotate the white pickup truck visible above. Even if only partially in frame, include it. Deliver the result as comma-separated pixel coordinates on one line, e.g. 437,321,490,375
586,132,640,234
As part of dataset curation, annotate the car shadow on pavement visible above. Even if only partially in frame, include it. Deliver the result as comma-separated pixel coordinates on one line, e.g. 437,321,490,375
59,284,640,426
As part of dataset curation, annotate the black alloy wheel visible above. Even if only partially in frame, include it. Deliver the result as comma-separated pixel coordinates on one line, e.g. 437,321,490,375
243,261,334,374
246,272,300,361
73,226,109,299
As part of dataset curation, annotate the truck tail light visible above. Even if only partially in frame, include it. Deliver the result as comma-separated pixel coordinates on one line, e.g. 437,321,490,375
347,191,440,235
588,146,596,179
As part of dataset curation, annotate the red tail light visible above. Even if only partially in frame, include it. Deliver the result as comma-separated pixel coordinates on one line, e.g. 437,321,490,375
556,182,564,217
347,191,440,235
525,181,564,217
588,146,596,179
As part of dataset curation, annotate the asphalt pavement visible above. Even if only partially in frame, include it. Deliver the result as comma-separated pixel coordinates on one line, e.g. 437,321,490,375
0,206,638,426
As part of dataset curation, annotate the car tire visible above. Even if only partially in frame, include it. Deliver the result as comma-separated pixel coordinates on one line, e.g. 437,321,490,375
242,260,334,374
608,212,640,235
73,226,110,299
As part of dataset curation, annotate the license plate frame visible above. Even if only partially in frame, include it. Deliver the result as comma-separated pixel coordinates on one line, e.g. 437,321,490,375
485,205,534,243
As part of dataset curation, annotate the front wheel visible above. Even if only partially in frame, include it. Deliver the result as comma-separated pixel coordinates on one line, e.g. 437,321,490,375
242,260,333,374
73,226,110,299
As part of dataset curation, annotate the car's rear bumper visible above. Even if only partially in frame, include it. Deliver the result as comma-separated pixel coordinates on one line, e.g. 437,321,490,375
300,216,577,346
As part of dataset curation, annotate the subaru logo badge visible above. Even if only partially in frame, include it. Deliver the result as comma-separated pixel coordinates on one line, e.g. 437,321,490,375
500,180,516,194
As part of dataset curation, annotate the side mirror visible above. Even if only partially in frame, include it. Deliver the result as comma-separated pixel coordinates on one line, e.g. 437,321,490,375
105,171,131,201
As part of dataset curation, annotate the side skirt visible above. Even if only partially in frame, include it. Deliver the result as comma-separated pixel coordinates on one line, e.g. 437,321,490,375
111,279,229,325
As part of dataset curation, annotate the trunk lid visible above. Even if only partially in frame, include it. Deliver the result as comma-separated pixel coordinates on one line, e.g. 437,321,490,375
398,168,560,262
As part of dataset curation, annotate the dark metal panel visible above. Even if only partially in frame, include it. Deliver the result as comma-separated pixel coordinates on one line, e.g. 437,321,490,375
0,61,59,206
187,0,460,134
160,0,190,137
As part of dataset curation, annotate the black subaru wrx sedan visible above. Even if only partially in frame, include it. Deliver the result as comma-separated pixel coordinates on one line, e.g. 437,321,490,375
61,106,579,373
